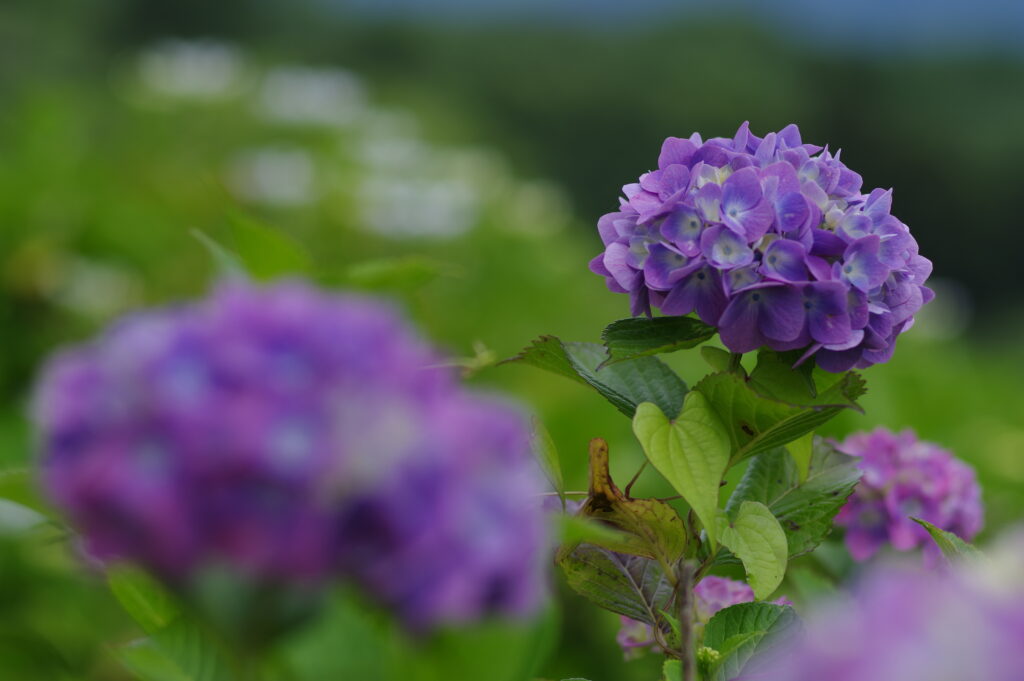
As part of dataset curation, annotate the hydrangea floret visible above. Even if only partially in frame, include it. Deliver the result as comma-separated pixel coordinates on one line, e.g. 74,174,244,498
766,531,1024,681
32,281,548,629
835,427,983,563
589,122,933,371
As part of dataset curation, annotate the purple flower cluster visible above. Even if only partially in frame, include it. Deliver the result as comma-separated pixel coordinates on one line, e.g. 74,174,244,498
615,576,779,659
835,428,982,563
766,532,1024,681
589,122,933,371
32,282,547,628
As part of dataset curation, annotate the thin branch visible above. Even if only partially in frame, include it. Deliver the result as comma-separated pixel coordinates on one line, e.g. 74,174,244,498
624,460,648,498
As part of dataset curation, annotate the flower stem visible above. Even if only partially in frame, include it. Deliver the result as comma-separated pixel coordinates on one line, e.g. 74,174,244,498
676,561,696,681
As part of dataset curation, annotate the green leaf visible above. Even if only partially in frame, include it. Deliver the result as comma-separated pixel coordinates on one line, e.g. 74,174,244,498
747,351,865,411
632,395,730,547
116,639,193,681
703,603,799,681
717,502,788,599
787,431,815,482
228,212,312,279
190,229,245,279
912,517,983,563
0,498,48,534
107,565,180,635
569,438,687,565
503,336,687,418
339,255,442,293
115,620,232,681
662,659,681,681
557,514,633,549
695,361,864,464
726,439,861,558
531,418,564,504
600,316,715,367
559,545,674,626
701,346,735,374
0,468,52,518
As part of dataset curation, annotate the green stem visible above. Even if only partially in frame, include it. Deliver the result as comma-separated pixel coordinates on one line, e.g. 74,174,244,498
676,561,696,681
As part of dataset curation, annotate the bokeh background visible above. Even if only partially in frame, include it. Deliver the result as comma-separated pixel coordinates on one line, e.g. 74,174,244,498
2,1,1023,679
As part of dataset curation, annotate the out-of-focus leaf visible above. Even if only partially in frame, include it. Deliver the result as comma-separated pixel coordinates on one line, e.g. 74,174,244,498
632,394,730,547
107,565,180,635
600,316,715,367
189,229,245,279
557,514,632,548
716,502,787,600
114,619,232,681
503,336,687,418
662,659,681,681
531,417,564,504
703,603,800,681
339,255,442,292
912,517,983,563
0,498,48,534
726,440,861,558
228,212,312,279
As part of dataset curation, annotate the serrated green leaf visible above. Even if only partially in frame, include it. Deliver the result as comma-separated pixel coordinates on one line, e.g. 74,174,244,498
912,517,983,563
600,316,715,367
632,395,730,547
228,212,312,279
558,545,674,625
717,502,787,599
107,565,180,635
503,336,687,418
531,418,564,503
703,602,799,681
726,439,861,558
695,365,862,464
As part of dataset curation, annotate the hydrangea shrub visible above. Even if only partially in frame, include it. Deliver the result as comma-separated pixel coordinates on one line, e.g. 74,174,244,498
18,123,1004,681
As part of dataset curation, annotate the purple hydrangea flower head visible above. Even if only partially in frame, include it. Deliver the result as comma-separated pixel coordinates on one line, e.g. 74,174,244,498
590,122,933,371
615,575,784,658
765,532,1024,681
32,281,548,629
693,575,756,621
616,615,663,661
835,427,982,563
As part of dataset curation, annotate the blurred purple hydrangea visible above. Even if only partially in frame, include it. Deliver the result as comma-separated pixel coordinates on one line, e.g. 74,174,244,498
835,427,982,563
33,281,547,629
765,532,1024,681
589,122,933,371
616,576,784,659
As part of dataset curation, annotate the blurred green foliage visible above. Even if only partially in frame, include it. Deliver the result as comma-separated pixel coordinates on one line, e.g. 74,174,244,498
1,2,1024,680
